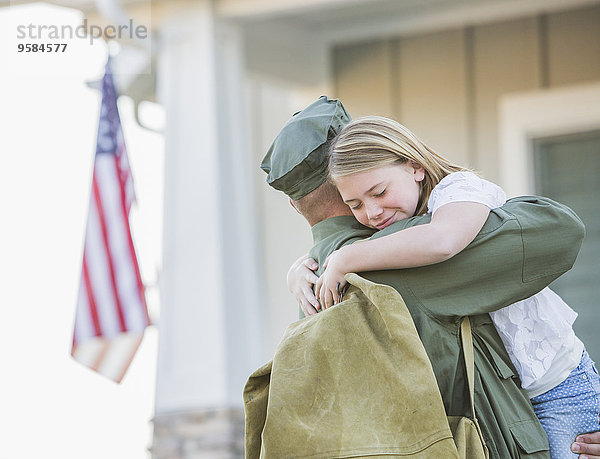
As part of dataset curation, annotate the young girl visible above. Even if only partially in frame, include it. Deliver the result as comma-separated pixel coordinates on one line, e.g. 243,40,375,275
301,115,599,458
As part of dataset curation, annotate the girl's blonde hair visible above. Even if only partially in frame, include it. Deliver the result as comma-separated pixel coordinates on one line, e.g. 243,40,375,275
329,115,468,216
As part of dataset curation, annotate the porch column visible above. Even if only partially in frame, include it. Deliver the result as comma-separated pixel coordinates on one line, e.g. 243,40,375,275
152,2,262,457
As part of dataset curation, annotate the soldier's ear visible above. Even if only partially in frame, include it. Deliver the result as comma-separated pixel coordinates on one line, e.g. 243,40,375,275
289,198,301,215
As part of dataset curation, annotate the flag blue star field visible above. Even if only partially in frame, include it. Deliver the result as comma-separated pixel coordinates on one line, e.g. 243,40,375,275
71,58,150,383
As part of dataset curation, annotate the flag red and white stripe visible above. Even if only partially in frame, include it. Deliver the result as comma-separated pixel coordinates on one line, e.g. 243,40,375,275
71,59,150,383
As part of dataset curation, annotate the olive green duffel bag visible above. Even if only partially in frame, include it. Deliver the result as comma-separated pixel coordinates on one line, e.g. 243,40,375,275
244,274,487,458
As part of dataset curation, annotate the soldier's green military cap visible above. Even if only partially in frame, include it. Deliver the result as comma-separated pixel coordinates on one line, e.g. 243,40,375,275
261,96,351,200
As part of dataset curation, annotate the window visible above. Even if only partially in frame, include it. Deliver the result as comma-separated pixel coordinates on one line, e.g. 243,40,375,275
534,130,600,362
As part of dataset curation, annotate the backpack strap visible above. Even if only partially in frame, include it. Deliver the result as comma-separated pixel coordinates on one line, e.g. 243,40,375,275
460,317,489,458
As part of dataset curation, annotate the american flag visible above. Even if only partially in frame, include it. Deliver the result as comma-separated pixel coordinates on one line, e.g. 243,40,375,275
71,59,150,383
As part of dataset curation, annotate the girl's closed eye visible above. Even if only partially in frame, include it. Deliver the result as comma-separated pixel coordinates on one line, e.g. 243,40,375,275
350,202,362,210
375,188,386,197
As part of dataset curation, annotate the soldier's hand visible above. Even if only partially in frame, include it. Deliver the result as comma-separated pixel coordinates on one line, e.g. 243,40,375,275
572,430,600,458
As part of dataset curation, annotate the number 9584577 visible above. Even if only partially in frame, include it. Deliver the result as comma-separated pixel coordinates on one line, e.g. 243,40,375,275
17,43,67,52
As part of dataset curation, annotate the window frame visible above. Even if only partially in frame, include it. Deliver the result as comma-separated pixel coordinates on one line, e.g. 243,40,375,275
498,82,600,197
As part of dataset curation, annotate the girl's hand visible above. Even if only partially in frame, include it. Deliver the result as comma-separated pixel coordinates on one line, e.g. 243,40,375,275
287,254,320,316
315,249,348,310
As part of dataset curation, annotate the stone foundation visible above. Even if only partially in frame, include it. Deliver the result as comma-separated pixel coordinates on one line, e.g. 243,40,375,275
150,408,245,459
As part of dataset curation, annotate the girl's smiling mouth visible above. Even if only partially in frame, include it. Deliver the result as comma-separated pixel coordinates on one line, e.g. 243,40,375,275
375,213,396,230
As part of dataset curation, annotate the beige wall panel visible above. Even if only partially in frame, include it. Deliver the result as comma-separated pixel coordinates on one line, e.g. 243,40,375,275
547,5,600,87
473,17,541,183
396,30,469,168
333,40,394,118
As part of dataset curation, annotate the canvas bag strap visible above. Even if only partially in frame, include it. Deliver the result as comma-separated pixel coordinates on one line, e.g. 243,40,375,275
460,316,489,457
460,316,477,420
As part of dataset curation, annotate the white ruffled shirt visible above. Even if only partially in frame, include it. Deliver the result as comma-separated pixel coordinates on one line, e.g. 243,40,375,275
427,172,584,398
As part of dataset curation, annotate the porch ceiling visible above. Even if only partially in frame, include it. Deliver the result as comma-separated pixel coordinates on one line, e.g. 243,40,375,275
5,0,600,24
4,0,600,41
226,0,600,45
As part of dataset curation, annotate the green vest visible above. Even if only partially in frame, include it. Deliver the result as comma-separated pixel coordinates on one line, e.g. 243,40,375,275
308,196,585,459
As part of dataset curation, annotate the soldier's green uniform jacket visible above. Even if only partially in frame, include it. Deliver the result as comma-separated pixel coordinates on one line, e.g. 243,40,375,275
308,196,585,459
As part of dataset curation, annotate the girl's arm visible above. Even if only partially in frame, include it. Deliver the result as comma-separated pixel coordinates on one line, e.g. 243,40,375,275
316,201,490,309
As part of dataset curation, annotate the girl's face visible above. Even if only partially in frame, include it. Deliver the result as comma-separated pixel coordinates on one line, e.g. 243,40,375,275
335,162,425,230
